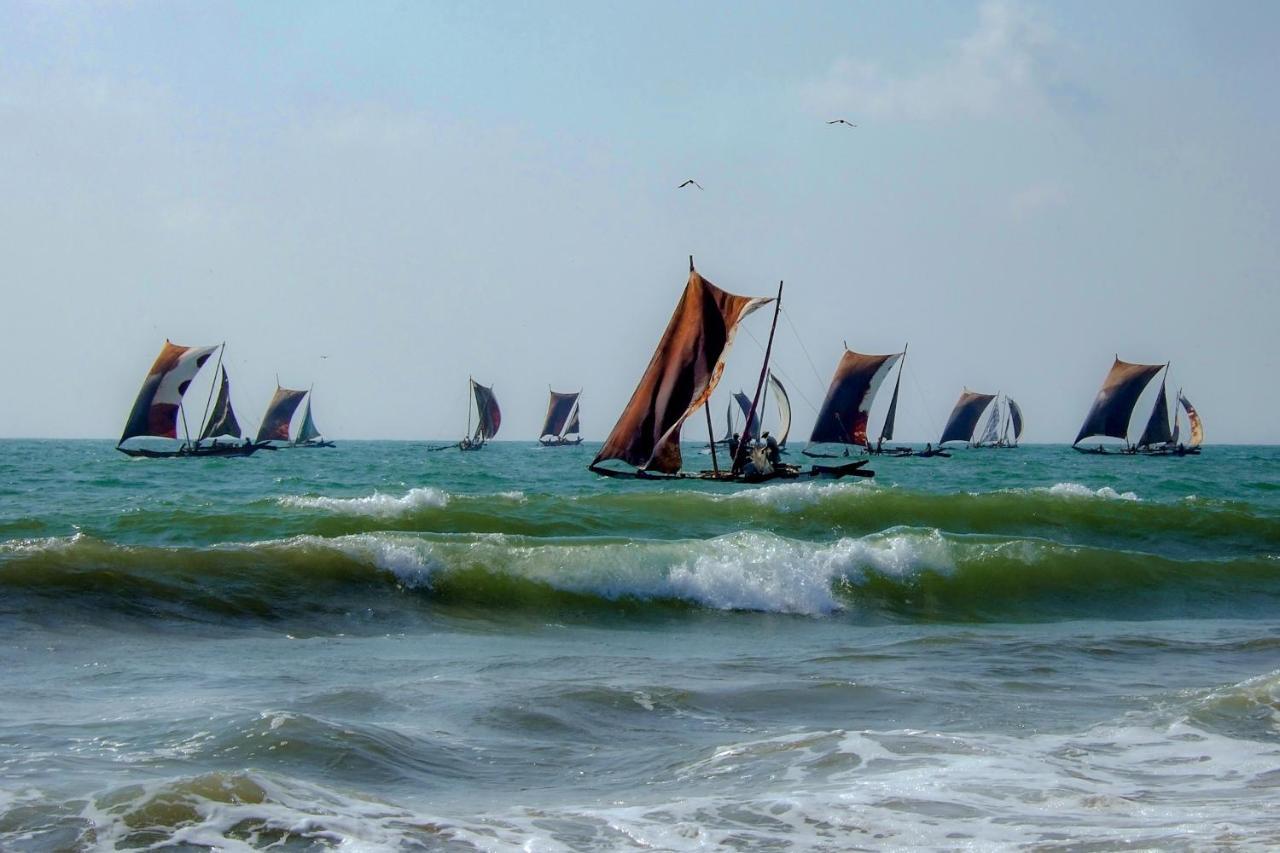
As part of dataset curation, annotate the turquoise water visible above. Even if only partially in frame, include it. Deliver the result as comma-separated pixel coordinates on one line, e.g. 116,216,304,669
1,440,1278,849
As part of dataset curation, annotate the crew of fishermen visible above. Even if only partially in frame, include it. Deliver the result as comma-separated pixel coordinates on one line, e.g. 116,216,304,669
728,430,782,474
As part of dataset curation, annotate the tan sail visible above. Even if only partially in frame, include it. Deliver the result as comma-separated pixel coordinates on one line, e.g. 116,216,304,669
1179,392,1204,448
591,262,770,474
1074,357,1164,446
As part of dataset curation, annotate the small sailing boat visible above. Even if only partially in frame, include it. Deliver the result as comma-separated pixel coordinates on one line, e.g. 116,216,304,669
117,341,257,458
254,385,310,449
589,258,870,482
803,344,909,457
540,390,583,446
460,378,501,451
1135,379,1203,456
972,394,1023,448
720,373,791,449
930,389,996,454
292,391,335,448
1073,356,1169,454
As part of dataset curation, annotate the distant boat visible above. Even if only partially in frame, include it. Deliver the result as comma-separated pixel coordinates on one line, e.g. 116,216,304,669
540,390,583,446
1073,357,1169,454
292,392,335,448
117,341,257,458
721,372,790,448
460,378,501,451
254,385,310,449
803,344,908,458
1135,379,1203,456
928,389,995,454
972,393,1023,448
589,258,871,482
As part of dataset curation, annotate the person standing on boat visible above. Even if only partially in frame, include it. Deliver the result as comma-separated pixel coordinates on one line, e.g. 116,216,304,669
728,432,741,461
763,432,780,466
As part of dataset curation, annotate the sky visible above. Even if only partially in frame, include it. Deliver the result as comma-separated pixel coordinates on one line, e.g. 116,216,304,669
1,1,1277,443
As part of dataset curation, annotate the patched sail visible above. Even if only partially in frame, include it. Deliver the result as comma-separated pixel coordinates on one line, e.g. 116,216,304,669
768,372,791,446
1073,358,1164,446
120,340,218,444
471,380,501,441
1179,392,1203,448
1137,379,1172,448
295,397,322,444
592,264,770,474
939,390,996,445
808,350,902,447
541,391,580,439
255,387,308,443
198,366,242,442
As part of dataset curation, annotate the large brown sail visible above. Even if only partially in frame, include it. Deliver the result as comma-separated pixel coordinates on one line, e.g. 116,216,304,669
1074,358,1164,446
939,390,996,445
255,387,308,443
808,350,902,447
119,340,218,444
591,264,770,474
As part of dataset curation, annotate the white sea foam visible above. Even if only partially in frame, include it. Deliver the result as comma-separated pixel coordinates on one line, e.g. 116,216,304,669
718,479,878,507
1046,481,1140,501
278,487,449,517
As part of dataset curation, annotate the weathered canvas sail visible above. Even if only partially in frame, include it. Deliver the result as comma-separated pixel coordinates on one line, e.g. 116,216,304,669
1179,392,1203,447
255,387,308,443
1073,358,1165,446
471,380,501,441
565,408,581,437
878,366,902,444
976,398,1001,446
1007,398,1024,442
197,366,242,442
808,350,902,447
541,391,580,439
733,392,762,440
120,341,218,444
591,265,770,474
768,372,791,446
1137,380,1173,448
939,391,996,445
295,398,322,444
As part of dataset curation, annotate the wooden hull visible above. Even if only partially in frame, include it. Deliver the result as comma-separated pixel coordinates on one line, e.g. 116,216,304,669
118,444,259,458
539,437,584,447
291,440,336,449
590,460,872,483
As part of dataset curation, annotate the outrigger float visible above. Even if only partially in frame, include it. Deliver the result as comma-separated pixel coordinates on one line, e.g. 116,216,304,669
588,258,872,484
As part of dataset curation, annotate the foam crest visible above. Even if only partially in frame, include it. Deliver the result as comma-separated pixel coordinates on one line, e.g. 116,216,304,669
278,487,449,517
1046,482,1140,501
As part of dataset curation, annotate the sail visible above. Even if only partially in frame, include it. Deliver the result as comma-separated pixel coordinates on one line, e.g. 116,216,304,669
565,406,581,437
471,381,501,441
1179,392,1203,447
198,366,242,441
1137,380,1172,448
878,365,902,444
768,372,791,446
733,392,762,440
255,386,308,443
592,265,770,474
808,350,902,447
295,397,322,444
541,391,580,439
939,390,996,445
1007,397,1024,441
976,398,1001,446
1073,358,1165,445
119,341,218,444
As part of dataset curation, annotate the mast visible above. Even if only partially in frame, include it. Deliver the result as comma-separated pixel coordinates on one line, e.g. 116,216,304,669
466,377,473,440
732,280,783,474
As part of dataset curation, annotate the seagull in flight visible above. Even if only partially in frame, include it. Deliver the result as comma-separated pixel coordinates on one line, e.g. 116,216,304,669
827,119,857,127
677,179,704,190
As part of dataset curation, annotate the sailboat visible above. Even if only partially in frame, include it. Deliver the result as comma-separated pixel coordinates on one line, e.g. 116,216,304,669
1073,356,1167,454
254,385,310,449
1135,379,1203,456
589,258,871,482
803,344,909,458
460,378,501,451
117,341,258,458
292,391,335,448
720,373,791,449
972,394,1023,448
934,390,996,453
540,390,583,446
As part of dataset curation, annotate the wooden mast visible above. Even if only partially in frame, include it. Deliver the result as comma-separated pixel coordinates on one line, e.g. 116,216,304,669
732,279,784,475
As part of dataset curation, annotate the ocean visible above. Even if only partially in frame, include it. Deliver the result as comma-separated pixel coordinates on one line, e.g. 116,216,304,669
1,440,1278,850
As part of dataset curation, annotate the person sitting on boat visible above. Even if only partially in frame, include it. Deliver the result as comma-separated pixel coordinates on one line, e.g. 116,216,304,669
763,431,780,466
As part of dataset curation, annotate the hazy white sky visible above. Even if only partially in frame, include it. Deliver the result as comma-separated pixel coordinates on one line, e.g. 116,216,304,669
2,1,1276,442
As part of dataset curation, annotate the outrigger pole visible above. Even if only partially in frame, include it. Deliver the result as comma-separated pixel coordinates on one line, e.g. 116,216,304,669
732,279,784,475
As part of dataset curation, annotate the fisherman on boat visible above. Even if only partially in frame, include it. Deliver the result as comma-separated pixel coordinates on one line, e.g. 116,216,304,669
728,432,741,461
763,431,780,466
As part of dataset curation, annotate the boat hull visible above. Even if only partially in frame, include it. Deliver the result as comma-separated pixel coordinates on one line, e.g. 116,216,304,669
539,437,584,447
117,444,259,459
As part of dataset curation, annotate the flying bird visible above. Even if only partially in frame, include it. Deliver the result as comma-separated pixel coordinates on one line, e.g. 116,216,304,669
677,179,704,190
827,119,857,127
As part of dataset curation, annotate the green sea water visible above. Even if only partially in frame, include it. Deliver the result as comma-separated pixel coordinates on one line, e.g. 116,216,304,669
1,440,1278,849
